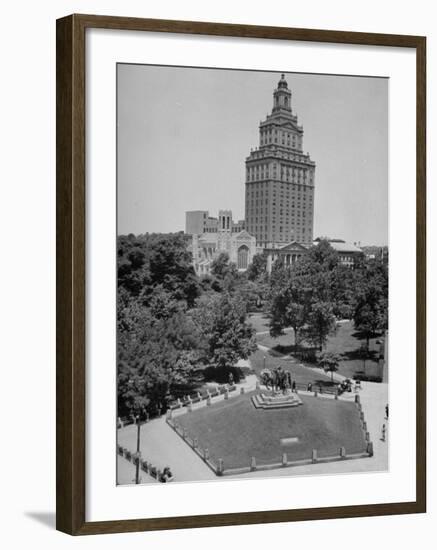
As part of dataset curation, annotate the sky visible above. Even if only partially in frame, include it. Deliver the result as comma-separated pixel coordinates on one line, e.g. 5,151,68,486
117,64,388,246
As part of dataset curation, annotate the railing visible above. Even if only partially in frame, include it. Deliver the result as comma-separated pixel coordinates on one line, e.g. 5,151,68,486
168,384,238,411
117,444,174,483
166,392,373,477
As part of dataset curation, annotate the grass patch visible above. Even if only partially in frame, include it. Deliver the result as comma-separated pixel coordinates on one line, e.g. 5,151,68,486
249,349,331,386
257,331,295,349
254,319,384,381
177,392,367,469
248,312,271,333
325,322,383,380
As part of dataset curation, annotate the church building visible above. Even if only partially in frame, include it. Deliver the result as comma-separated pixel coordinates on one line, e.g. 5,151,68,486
186,210,257,275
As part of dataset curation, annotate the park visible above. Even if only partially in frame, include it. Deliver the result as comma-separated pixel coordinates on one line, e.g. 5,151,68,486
116,234,388,484
117,309,387,484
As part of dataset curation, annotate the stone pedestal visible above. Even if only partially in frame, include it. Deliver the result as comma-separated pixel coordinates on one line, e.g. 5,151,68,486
252,391,303,410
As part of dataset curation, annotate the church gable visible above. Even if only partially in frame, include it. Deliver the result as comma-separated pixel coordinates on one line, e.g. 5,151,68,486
234,230,253,240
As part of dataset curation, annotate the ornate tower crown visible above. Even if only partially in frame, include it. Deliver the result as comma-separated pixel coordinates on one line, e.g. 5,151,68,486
272,73,292,113
277,73,288,89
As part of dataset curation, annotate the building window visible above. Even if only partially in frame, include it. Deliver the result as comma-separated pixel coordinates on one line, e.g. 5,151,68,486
237,245,249,270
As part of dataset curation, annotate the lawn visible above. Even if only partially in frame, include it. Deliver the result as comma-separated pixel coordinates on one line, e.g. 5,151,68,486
177,392,367,470
249,349,332,387
253,318,383,382
324,322,383,380
257,330,295,349
247,312,271,333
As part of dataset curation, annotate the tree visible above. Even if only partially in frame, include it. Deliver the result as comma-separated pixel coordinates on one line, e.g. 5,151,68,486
192,293,257,373
304,301,337,351
117,298,203,417
148,234,201,306
300,239,339,273
269,284,311,350
246,253,267,281
316,351,341,381
353,301,385,350
235,279,264,312
353,262,388,350
210,252,231,279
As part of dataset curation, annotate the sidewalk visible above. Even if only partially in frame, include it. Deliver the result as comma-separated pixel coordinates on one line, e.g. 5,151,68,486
117,454,158,485
118,418,216,484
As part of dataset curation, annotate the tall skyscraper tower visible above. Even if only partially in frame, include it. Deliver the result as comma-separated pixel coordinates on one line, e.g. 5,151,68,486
245,74,316,247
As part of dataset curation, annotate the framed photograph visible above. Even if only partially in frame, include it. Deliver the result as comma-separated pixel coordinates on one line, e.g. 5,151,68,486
56,14,426,535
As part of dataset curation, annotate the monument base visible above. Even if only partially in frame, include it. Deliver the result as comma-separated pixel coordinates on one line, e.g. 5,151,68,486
252,391,303,410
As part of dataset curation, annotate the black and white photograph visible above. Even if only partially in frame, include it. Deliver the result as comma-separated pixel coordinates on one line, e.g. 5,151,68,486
116,64,389,485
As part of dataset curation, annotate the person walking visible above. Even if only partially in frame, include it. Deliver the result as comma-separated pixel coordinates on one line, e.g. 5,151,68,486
381,423,387,442
385,403,389,420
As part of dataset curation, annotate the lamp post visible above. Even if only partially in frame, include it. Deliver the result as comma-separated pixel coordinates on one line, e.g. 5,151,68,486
135,414,141,484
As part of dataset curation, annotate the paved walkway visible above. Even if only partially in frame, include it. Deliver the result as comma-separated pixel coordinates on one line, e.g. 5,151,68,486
256,327,294,336
116,455,158,485
118,378,387,484
118,418,216,484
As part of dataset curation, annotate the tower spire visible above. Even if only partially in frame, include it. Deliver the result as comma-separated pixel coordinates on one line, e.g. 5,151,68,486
273,73,292,112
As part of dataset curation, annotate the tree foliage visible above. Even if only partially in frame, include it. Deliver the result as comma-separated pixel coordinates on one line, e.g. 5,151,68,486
303,301,337,351
316,351,341,381
192,293,257,371
353,259,388,348
246,253,267,281
117,233,258,417
268,240,388,356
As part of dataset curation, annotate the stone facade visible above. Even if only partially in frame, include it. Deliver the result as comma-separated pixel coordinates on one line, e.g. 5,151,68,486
264,239,363,273
245,74,316,248
186,210,257,275
315,239,364,267
185,210,245,235
264,241,309,273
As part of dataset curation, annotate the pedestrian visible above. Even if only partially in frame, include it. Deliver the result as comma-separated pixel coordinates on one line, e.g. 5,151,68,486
385,403,389,420
381,423,386,442
161,466,174,483
228,371,234,386
287,371,292,390
307,382,312,392
277,366,283,390
292,380,296,393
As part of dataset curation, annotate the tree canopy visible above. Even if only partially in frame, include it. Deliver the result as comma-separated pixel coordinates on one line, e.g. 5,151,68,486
268,240,388,356
117,233,258,417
